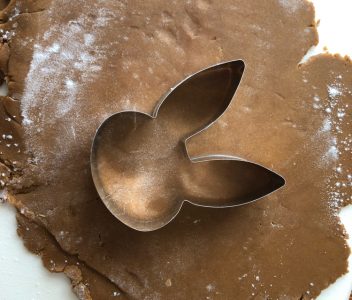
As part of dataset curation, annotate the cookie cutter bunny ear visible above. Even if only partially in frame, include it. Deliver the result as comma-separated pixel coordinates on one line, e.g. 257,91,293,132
91,60,285,231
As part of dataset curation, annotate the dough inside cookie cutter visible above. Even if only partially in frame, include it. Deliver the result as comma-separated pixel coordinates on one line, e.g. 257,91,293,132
90,60,285,231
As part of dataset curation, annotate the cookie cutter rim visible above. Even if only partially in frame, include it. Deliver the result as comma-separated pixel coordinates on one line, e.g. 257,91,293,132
90,59,286,231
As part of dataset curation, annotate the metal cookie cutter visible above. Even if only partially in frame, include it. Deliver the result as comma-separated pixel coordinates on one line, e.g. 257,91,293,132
90,60,285,231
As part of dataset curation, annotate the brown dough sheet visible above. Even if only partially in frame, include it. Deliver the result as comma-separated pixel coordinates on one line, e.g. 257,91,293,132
0,0,351,299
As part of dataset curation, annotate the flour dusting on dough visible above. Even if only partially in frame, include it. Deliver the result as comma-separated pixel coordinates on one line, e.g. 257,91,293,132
312,73,351,214
278,0,303,13
20,4,114,170
316,77,351,211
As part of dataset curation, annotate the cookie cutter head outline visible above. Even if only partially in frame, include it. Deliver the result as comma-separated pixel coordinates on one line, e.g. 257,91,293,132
90,60,285,231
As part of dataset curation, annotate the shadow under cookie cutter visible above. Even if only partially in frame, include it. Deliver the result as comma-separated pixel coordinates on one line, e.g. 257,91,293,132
90,60,285,231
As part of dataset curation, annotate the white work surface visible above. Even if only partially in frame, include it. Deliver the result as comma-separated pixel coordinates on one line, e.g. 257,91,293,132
0,0,351,299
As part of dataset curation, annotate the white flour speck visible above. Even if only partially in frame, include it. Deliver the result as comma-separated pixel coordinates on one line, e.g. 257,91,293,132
206,284,215,292
327,145,339,160
337,111,345,119
328,85,342,99
48,43,60,53
65,79,76,89
84,33,95,46
321,118,331,132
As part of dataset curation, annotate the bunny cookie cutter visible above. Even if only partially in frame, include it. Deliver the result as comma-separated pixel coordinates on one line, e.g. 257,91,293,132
90,60,285,231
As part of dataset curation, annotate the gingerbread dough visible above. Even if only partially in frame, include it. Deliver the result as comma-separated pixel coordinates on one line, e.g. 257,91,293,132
0,0,351,299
